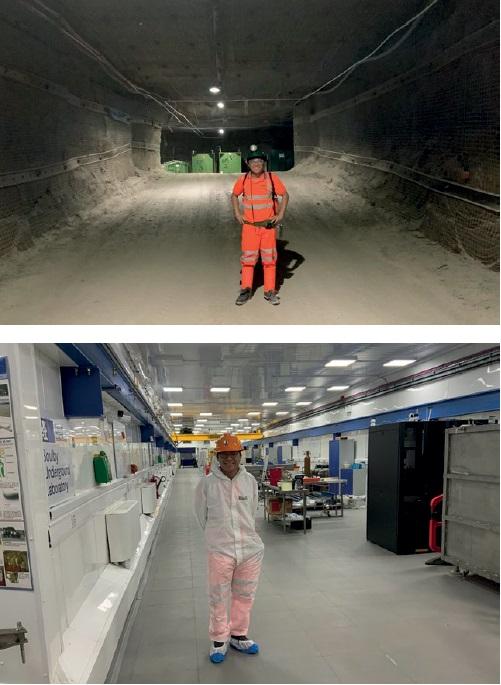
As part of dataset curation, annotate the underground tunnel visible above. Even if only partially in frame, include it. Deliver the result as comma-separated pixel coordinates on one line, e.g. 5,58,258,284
0,0,498,324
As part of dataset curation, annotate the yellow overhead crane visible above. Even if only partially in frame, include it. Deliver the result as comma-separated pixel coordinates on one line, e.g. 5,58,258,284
172,432,263,442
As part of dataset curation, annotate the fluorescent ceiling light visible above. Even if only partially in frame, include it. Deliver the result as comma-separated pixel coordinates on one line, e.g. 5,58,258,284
167,403,183,407
230,423,239,426
247,412,261,416
196,419,208,423
325,359,356,367
211,387,230,393
383,359,417,367
285,386,305,392
251,422,260,427
210,86,221,94
163,387,183,392
276,411,289,415
200,412,213,416
217,101,225,109
170,412,182,417
327,385,350,391
262,402,278,406
238,419,249,422
296,401,312,406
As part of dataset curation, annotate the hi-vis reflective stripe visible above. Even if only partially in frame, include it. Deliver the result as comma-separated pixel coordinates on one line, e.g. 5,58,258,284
261,247,277,264
241,251,259,264
242,173,276,209
243,201,274,209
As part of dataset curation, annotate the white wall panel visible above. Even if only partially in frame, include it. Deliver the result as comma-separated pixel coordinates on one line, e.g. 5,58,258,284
35,348,65,419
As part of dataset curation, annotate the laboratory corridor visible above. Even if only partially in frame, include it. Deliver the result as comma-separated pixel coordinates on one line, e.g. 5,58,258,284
110,470,499,685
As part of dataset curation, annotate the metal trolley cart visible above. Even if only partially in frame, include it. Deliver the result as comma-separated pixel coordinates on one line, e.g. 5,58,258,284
262,484,310,534
304,477,348,518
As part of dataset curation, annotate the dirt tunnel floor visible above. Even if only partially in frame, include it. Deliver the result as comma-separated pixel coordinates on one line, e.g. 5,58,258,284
0,172,498,324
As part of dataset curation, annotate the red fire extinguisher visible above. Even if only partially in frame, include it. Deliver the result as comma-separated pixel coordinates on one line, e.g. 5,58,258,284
429,494,443,552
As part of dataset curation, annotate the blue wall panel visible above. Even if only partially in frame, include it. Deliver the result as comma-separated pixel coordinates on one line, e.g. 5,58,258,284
60,366,104,417
329,440,340,494
340,468,353,495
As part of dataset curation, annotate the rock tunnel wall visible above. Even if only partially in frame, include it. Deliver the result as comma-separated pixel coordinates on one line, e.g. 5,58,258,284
294,0,499,268
0,4,162,258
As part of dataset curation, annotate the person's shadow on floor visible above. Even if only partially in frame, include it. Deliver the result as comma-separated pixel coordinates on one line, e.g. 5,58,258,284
251,239,305,294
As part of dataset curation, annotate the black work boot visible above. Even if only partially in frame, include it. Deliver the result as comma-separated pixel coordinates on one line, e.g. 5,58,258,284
235,288,252,306
264,290,280,305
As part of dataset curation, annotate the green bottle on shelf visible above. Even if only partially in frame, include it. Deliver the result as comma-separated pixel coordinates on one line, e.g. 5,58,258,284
93,450,112,484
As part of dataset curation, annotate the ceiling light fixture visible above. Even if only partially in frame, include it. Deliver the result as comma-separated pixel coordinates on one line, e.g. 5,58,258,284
218,128,225,134
170,412,182,417
276,411,289,415
167,403,183,407
211,387,230,393
200,412,213,416
163,387,183,392
296,401,312,406
325,359,356,367
327,385,350,391
247,412,260,416
262,402,278,406
383,359,417,367
210,86,221,94
285,386,306,392
217,101,225,109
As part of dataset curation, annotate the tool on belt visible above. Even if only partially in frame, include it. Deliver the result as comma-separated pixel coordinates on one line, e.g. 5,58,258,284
245,219,277,228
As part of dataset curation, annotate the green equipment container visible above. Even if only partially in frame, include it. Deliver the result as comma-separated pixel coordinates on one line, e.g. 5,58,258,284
269,149,294,171
93,450,112,484
163,160,190,173
192,153,214,173
219,151,242,174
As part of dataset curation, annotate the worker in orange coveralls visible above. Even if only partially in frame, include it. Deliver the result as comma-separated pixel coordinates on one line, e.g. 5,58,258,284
231,150,289,306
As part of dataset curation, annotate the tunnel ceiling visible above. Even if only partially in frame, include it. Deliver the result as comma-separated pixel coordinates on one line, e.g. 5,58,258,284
41,0,425,132
130,343,479,432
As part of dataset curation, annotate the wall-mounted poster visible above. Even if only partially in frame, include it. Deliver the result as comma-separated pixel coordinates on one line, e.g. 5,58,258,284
0,522,31,589
0,357,33,590
0,378,14,439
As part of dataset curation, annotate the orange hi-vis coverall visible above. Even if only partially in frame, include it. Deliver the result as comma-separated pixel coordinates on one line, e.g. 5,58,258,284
194,459,264,642
232,172,287,292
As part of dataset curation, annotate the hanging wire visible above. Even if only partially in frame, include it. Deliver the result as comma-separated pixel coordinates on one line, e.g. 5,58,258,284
296,0,443,103
20,0,204,135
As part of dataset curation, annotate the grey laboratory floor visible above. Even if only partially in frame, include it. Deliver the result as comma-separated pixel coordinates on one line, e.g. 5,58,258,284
112,469,499,684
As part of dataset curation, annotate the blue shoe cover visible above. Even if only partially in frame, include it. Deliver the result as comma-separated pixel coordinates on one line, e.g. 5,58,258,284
210,651,226,664
230,638,259,654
